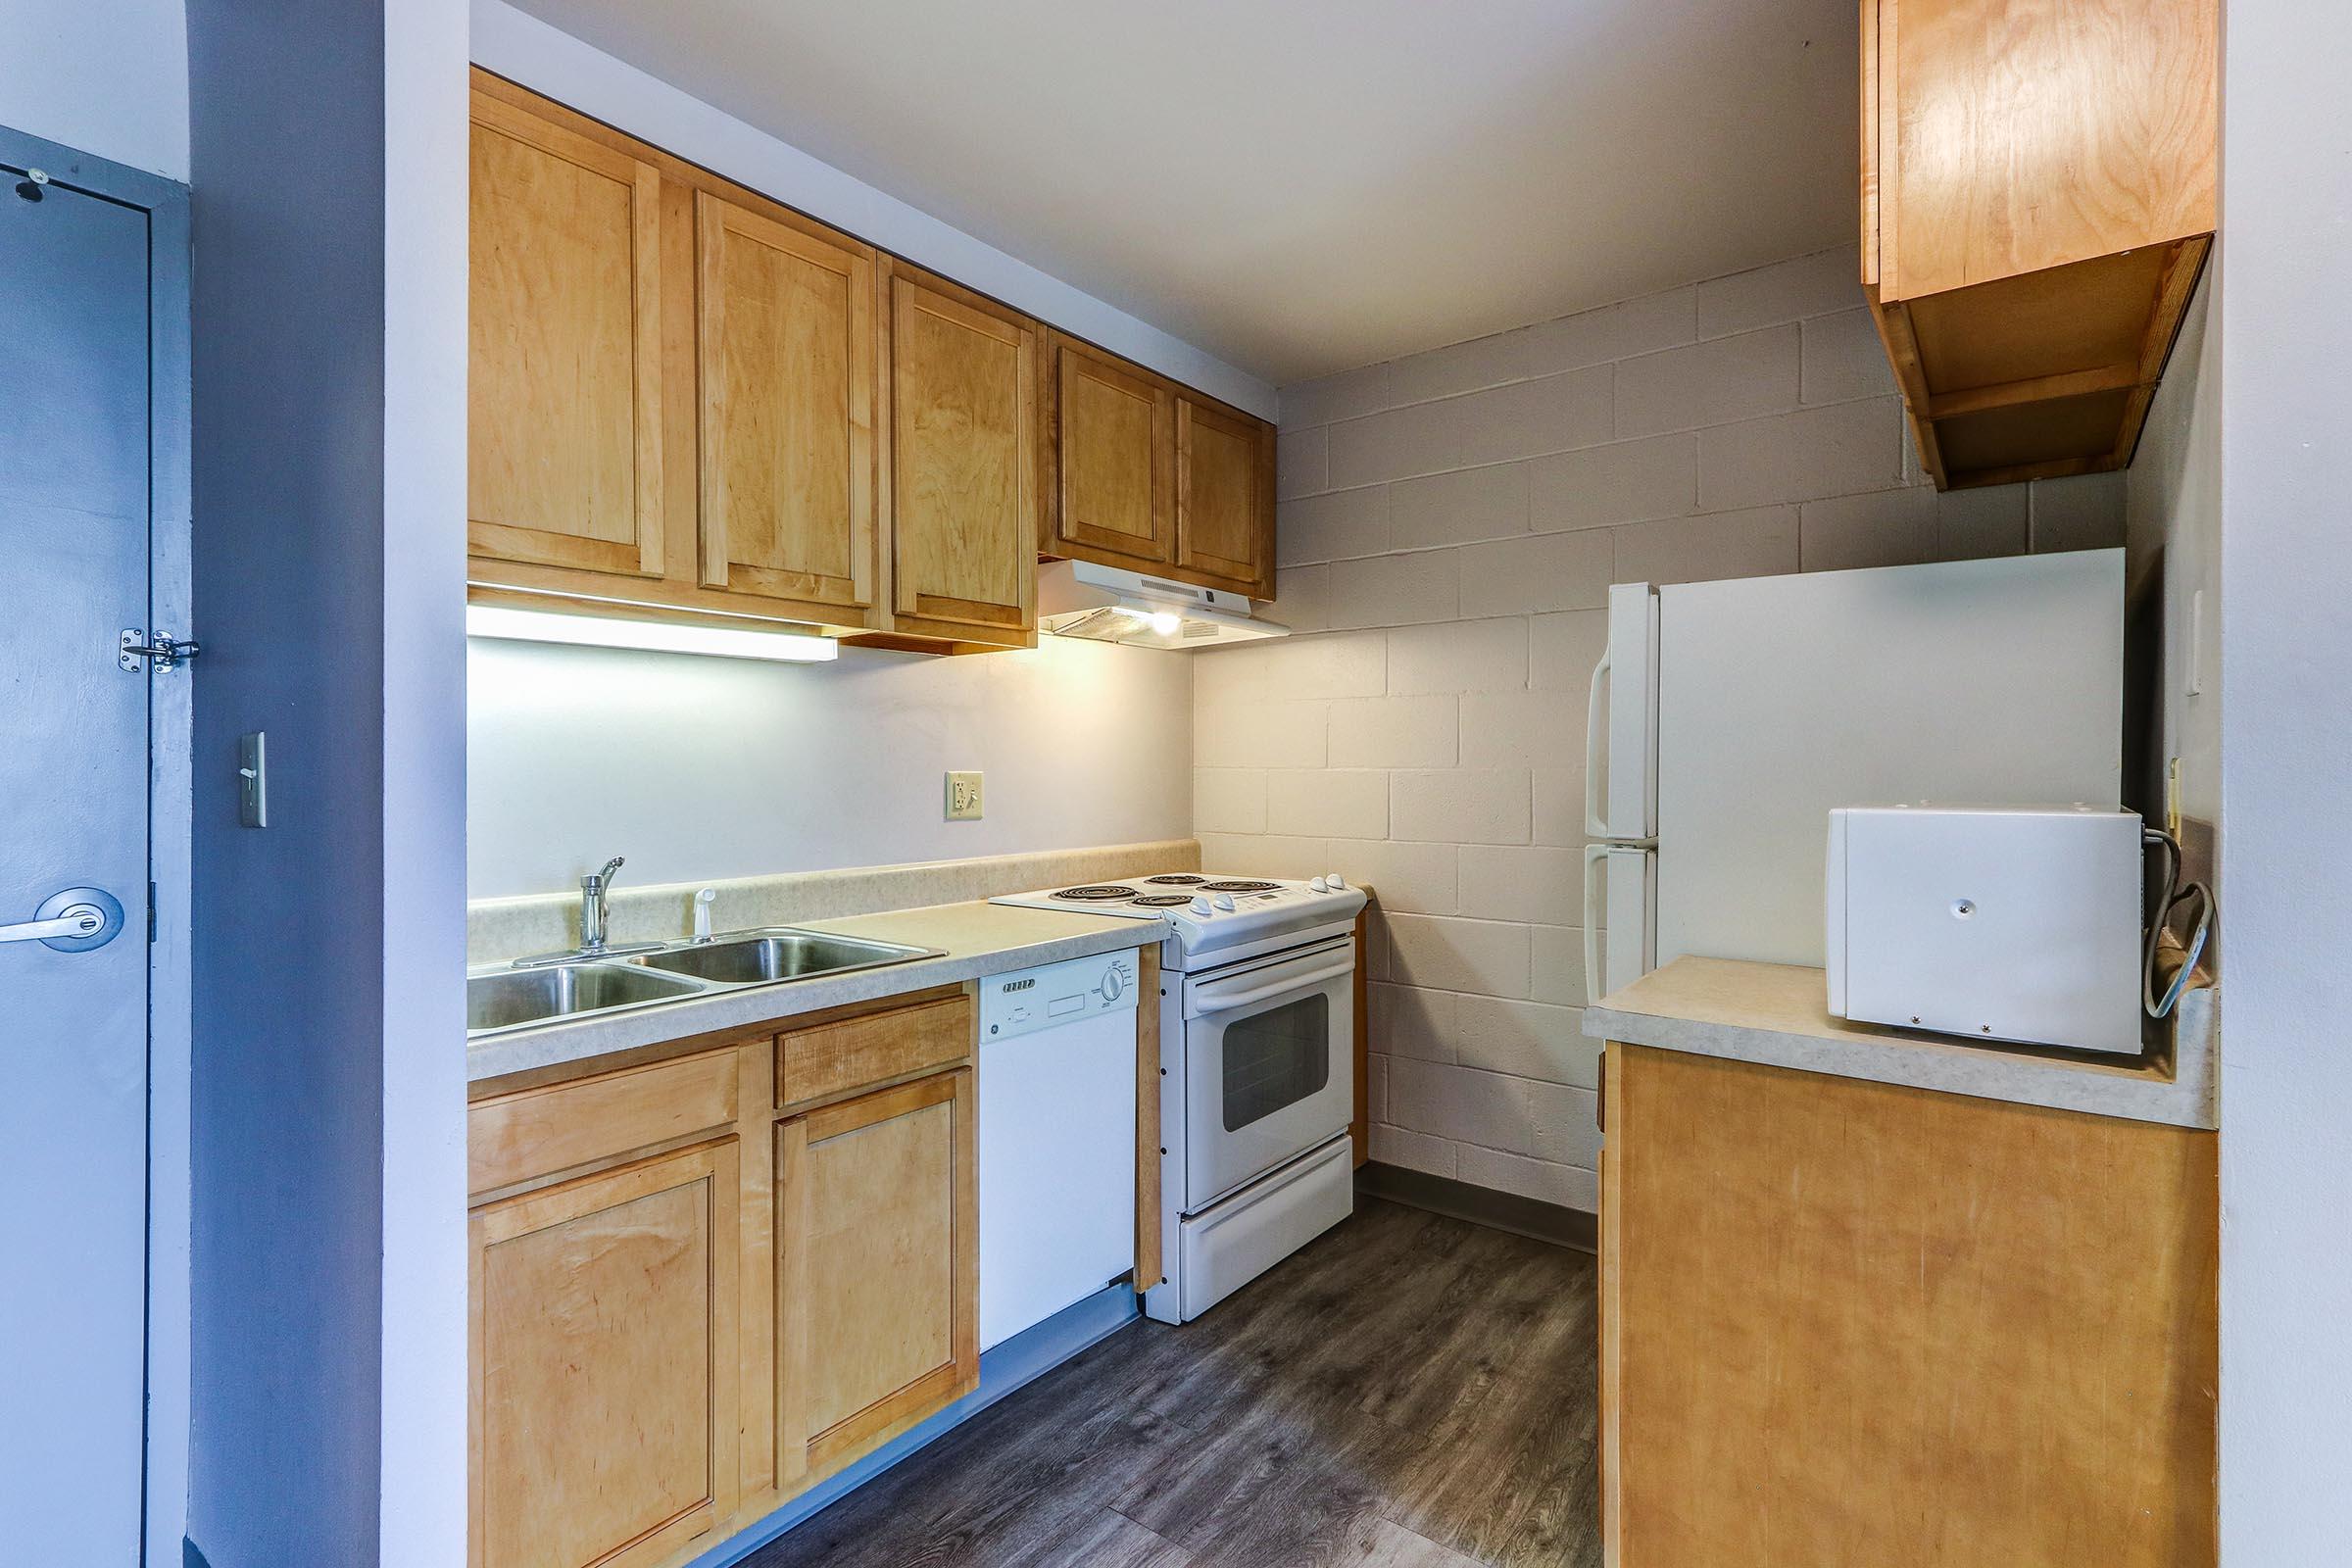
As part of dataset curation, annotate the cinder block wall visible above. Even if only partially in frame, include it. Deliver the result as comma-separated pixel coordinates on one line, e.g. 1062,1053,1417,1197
1194,244,2125,1213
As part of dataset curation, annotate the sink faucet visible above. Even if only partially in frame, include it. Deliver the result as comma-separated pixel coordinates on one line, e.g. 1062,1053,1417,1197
511,856,660,969
580,857,624,953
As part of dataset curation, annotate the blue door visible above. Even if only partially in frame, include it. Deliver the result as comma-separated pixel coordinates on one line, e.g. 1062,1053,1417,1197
0,158,154,1562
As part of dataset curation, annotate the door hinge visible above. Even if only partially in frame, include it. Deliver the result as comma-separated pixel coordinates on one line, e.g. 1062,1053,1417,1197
121,629,200,673
148,883,158,944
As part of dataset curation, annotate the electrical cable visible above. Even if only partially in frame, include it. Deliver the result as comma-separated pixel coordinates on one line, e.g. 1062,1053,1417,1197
2142,826,2214,1019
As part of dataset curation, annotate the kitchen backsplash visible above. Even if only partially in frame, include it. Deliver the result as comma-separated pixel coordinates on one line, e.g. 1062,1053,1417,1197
466,838,1201,965
467,631,1192,901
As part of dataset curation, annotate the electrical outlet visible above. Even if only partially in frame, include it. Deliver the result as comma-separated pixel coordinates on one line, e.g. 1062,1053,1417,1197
946,770,984,821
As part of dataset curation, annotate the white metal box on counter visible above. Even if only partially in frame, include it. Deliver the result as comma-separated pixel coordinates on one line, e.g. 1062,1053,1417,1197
1826,806,2144,1054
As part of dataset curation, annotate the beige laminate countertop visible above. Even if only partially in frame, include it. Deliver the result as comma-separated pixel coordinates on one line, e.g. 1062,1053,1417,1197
466,900,1159,1085
1583,956,2218,1130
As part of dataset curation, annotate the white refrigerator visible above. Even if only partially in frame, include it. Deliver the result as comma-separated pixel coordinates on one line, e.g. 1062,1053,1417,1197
1582,550,2126,1004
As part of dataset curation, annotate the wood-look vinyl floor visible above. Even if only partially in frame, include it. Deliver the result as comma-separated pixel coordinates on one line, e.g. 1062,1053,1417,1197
746,1197,1602,1568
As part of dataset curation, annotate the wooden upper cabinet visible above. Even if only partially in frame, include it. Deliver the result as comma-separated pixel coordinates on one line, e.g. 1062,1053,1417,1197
468,89,665,577
1874,0,2216,303
467,75,1272,650
777,1069,978,1483
696,192,878,621
1048,336,1173,565
471,1140,741,1568
1860,0,2217,490
884,270,1038,645
1174,395,1274,597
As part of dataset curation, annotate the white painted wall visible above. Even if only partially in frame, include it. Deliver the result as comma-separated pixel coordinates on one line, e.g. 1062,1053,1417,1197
1,0,188,178
381,0,470,1561
2126,270,2222,887
468,0,1273,418
2216,1,2352,1557
468,634,1193,900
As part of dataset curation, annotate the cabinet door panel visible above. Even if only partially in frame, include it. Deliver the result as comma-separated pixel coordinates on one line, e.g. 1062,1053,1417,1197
468,1046,738,1200
1054,342,1172,564
698,193,876,617
888,275,1036,639
1174,396,1271,593
1604,1044,2216,1567
1883,0,2218,300
777,992,973,1110
778,1069,977,1481
472,1141,740,1568
469,91,664,578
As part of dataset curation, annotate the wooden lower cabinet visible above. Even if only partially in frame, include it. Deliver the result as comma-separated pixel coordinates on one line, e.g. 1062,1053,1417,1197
470,1140,742,1568
776,1068,979,1483
1598,1043,2218,1568
467,991,986,1568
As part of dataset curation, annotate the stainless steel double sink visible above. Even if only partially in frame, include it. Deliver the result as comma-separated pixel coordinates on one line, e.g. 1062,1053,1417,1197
466,928,943,1038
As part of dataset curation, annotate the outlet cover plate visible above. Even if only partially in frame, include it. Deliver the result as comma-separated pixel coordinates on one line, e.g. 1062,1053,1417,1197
946,770,983,821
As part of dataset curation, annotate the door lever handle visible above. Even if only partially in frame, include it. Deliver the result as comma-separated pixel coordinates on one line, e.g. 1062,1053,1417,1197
1,888,125,952
0,912,101,944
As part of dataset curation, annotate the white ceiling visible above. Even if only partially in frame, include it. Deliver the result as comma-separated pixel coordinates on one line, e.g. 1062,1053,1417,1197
510,0,1858,387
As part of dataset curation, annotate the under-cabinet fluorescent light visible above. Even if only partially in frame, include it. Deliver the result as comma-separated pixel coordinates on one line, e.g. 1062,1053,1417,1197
465,604,838,662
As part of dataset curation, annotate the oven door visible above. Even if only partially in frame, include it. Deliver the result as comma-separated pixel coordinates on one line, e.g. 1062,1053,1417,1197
1180,936,1354,1211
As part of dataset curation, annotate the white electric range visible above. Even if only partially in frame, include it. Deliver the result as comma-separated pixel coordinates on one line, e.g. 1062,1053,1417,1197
990,873,1367,1322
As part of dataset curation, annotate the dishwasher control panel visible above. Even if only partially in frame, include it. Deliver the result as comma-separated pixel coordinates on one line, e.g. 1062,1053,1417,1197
980,950,1141,1041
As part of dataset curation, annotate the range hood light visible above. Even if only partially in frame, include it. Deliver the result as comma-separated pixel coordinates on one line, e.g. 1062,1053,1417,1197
1115,606,1184,637
1038,561,1288,650
466,604,838,662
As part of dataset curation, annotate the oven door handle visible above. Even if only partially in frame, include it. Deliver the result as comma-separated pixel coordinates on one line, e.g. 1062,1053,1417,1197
1187,957,1354,1017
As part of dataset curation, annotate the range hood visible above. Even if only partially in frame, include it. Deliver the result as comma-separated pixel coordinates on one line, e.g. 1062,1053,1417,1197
1037,560,1289,650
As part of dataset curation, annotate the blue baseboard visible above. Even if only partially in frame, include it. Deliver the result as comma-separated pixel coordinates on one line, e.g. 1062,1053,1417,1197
679,1282,1141,1568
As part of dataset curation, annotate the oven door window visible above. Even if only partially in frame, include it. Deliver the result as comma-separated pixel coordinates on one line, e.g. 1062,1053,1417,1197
1221,993,1331,1132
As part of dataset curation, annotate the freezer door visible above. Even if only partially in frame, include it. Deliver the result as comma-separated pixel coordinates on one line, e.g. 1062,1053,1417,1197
1582,844,1657,1004
1654,550,2126,969
1586,582,1660,842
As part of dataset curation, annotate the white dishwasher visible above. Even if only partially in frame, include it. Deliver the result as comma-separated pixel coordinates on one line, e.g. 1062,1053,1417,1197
976,948,1141,1350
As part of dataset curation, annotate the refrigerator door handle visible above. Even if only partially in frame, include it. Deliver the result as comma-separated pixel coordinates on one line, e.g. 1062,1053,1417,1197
1583,844,1609,1005
1585,650,1611,838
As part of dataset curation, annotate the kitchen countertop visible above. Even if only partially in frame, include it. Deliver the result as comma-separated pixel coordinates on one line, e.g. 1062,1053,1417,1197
466,900,1159,1085
1583,956,2218,1130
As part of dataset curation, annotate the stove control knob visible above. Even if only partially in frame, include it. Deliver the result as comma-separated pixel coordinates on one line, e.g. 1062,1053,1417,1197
1190,895,1213,915
1309,875,1330,893
1327,872,1347,890
1099,966,1125,1003
1212,893,1237,912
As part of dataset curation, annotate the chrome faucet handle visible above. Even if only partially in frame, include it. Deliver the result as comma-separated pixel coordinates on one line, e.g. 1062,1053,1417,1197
589,856,625,890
